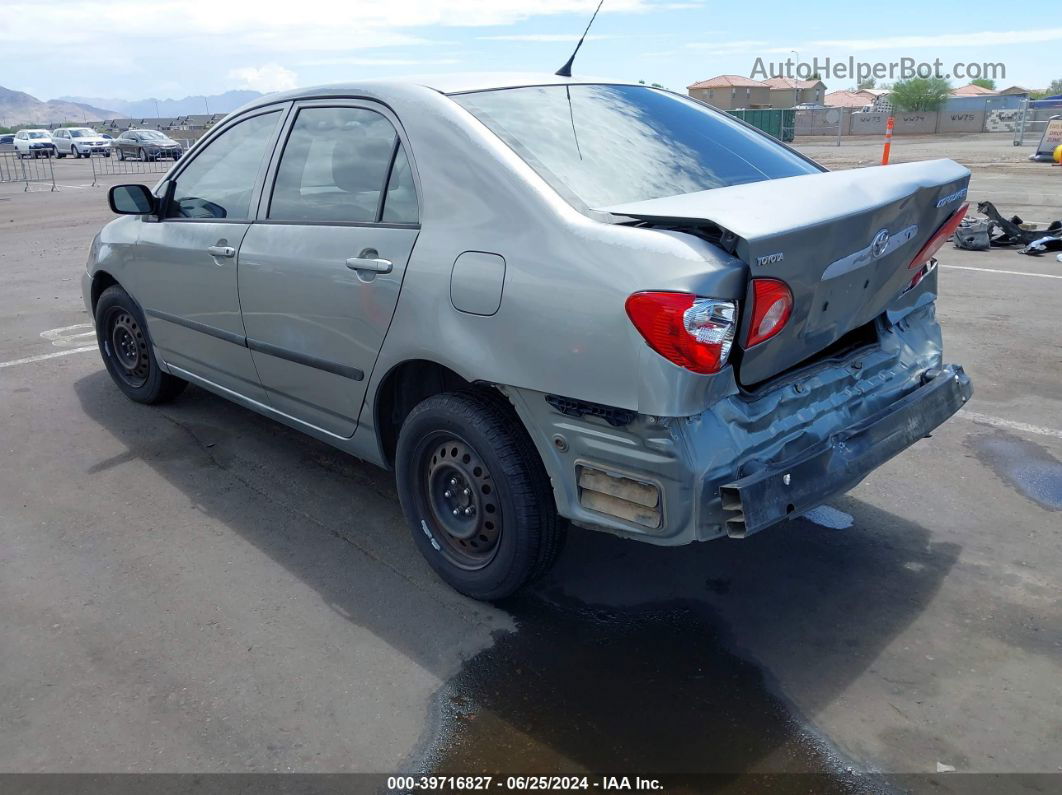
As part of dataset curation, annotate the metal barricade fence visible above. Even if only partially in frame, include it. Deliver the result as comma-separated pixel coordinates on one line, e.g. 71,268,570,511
0,151,56,191
90,153,177,186
89,139,192,186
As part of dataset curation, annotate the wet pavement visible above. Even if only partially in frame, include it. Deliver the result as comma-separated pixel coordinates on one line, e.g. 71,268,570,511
969,433,1062,512
425,590,862,792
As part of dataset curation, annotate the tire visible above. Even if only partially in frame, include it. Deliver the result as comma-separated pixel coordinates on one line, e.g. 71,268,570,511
72,145,80,158
139,147,150,162
94,285,187,405
57,150,66,159
396,390,564,600
118,148,125,161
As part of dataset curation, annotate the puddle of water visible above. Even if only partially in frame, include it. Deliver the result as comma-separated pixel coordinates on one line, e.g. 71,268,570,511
969,433,1062,511
424,593,868,793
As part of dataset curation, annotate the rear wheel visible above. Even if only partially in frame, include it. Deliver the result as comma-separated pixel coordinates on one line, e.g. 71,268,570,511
95,285,187,404
396,390,564,600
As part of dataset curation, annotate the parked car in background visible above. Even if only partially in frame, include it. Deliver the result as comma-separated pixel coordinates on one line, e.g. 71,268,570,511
85,76,973,600
0,134,15,148
14,129,56,158
112,130,183,161
52,127,112,158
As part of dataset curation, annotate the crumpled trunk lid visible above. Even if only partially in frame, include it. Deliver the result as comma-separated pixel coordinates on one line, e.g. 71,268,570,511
604,159,971,384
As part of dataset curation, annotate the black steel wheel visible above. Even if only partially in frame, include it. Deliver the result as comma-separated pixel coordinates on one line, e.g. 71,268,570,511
415,432,503,571
105,308,150,389
95,284,186,404
396,390,564,600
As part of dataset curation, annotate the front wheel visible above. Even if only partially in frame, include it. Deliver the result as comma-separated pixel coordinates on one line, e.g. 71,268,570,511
396,391,564,600
118,148,125,161
95,285,187,404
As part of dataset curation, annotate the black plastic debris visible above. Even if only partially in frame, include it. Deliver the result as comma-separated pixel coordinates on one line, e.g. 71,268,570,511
951,201,1062,255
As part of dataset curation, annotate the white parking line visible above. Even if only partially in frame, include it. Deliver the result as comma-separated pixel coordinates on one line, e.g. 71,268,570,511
0,346,97,369
958,410,1062,440
941,264,1062,280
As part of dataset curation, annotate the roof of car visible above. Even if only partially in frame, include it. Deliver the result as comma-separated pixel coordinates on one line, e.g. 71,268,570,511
232,73,645,113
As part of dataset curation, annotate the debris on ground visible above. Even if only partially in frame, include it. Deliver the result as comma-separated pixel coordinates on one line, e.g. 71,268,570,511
952,202,1062,255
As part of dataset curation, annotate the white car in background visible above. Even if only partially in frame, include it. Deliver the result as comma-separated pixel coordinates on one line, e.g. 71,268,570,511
13,129,56,158
51,127,112,158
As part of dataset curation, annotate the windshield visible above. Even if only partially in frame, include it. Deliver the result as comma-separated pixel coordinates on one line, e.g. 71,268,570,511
27,131,49,139
69,129,95,137
452,84,821,210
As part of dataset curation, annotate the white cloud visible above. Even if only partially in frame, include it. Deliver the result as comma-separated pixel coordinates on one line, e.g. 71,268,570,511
477,33,614,42
808,27,1062,51
227,64,298,92
295,57,461,67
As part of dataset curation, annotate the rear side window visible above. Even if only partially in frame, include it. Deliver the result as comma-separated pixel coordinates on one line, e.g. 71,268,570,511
167,111,281,220
452,84,821,210
269,106,404,224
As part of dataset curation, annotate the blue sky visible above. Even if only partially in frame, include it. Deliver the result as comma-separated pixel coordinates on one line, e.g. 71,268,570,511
2,0,1057,101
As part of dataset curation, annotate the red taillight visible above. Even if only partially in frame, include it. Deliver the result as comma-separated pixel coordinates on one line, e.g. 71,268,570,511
625,292,737,374
745,278,793,348
908,203,968,269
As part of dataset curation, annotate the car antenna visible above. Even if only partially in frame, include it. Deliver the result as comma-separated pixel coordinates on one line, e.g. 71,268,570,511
555,0,605,77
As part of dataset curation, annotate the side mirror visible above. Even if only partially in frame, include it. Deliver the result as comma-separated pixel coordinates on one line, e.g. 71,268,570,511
108,184,157,215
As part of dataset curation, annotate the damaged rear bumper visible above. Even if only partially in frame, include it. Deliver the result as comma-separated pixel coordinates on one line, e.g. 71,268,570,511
719,364,971,537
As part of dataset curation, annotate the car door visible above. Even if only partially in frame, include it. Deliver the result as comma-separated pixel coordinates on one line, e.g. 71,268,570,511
128,106,288,401
237,101,421,437
52,130,67,154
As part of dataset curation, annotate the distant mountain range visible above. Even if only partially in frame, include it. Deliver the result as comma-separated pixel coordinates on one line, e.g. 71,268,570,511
55,90,264,119
0,85,116,126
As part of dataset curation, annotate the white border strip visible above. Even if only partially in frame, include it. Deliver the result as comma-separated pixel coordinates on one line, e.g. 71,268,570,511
958,410,1062,440
942,264,1062,280
0,346,97,369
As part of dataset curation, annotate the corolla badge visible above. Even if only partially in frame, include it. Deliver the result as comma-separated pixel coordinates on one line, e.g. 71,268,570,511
871,229,890,258
936,187,968,208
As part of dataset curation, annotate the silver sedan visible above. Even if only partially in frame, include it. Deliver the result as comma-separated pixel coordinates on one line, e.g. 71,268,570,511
84,74,972,599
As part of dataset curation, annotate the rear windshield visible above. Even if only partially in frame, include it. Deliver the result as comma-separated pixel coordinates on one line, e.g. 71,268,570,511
452,84,821,210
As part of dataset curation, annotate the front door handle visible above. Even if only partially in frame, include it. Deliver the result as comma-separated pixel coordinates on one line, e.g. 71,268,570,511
346,248,393,274
208,245,235,258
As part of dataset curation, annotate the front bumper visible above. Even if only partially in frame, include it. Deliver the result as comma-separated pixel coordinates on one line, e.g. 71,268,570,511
718,364,971,536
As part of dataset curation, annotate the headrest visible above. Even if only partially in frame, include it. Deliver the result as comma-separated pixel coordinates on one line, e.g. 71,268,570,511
331,133,394,194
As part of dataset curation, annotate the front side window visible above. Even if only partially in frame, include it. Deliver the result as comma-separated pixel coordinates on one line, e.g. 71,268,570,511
269,106,400,224
166,111,281,220
452,84,821,210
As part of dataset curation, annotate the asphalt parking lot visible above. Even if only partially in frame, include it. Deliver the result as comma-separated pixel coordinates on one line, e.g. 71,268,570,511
1,138,1060,789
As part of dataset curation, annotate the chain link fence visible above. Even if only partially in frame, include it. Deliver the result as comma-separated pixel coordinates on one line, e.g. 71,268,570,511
0,151,56,191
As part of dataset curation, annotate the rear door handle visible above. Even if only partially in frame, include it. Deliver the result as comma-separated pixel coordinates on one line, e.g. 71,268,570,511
345,256,393,274
208,245,235,258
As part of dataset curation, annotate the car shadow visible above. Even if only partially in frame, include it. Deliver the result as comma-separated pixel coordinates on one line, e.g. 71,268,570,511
74,374,958,788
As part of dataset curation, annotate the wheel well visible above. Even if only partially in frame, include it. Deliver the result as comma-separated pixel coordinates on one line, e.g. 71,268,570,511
374,360,475,468
90,271,119,315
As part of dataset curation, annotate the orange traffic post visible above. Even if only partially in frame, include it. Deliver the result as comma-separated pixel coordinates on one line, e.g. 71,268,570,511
881,116,895,165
